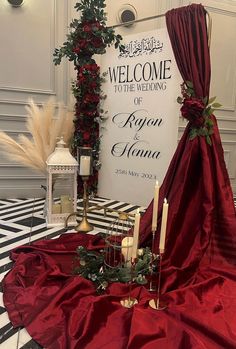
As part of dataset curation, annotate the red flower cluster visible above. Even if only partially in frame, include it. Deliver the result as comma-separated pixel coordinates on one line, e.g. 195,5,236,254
53,0,124,196
77,64,100,89
180,97,205,128
72,21,106,56
83,21,102,33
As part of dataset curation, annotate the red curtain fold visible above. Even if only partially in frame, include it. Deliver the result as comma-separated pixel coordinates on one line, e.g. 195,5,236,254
139,4,236,291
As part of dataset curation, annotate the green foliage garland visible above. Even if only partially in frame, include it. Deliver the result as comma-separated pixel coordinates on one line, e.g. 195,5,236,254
73,245,157,293
53,0,123,195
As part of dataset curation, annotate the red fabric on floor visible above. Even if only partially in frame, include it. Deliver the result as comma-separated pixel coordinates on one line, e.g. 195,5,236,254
3,233,236,349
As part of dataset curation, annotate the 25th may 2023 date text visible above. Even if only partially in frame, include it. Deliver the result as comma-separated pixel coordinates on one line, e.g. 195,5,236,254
115,168,157,180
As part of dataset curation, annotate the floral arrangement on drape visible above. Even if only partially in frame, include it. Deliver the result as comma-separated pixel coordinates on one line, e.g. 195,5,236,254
54,0,123,195
178,81,221,145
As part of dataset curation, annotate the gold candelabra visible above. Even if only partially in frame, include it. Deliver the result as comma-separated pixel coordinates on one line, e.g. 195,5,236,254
64,183,135,232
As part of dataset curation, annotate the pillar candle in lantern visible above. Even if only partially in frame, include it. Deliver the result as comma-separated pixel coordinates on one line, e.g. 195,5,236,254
61,197,73,213
151,181,159,232
131,209,140,259
121,236,133,266
79,156,91,176
159,198,169,253
52,203,61,214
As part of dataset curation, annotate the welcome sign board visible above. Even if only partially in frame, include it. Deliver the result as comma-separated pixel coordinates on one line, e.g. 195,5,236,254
98,28,181,206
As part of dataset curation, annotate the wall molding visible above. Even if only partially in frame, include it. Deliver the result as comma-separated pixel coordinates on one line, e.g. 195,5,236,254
0,175,45,180
208,6,236,112
2,129,30,136
219,128,236,135
205,5,236,17
0,86,56,95
0,99,43,106
0,114,27,121
216,116,236,121
0,0,60,103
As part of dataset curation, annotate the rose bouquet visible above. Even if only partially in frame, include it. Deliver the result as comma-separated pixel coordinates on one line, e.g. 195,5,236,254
177,81,221,145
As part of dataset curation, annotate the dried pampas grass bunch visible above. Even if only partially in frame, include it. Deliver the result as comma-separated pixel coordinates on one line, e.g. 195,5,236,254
0,98,74,175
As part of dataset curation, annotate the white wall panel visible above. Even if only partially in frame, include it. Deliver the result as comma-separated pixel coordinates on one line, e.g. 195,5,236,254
0,0,69,198
0,0,55,95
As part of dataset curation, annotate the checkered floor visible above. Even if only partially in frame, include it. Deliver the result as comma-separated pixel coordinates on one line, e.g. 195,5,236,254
0,197,145,349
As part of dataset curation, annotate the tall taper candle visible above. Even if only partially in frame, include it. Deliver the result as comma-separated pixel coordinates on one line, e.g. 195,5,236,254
151,181,159,232
131,209,140,259
159,198,169,253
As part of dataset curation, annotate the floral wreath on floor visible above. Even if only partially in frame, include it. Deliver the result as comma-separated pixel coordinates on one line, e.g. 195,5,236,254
54,0,123,196
73,243,158,293
177,81,221,145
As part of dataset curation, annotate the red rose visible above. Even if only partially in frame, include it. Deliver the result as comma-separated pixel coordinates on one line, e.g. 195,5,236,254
83,131,90,141
84,93,100,104
180,98,205,128
79,40,87,49
89,81,97,89
86,110,97,117
83,63,99,72
83,24,92,33
73,47,81,54
92,37,103,48
193,116,205,128
90,64,99,72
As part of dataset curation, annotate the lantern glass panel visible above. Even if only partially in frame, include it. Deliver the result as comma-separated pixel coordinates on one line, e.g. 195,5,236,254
51,173,75,214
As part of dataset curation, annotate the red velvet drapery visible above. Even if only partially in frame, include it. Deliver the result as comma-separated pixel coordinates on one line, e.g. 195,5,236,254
139,4,236,292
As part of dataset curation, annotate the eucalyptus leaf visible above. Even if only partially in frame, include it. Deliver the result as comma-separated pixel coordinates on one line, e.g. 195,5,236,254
177,96,183,104
211,102,222,108
206,135,212,145
186,80,193,88
208,96,216,104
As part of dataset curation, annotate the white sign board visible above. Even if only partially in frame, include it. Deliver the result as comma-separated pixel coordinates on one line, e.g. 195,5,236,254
98,28,181,206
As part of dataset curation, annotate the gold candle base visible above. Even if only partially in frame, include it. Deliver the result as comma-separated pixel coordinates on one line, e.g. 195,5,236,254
120,297,138,308
149,299,167,311
75,216,93,232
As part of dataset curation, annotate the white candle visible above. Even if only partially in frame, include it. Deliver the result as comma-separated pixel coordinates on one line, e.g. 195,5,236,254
61,200,73,213
52,203,61,214
121,236,133,266
159,198,169,253
79,156,91,176
151,181,159,232
131,209,140,259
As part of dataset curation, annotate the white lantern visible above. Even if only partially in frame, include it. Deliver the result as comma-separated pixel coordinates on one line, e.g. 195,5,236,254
46,137,78,227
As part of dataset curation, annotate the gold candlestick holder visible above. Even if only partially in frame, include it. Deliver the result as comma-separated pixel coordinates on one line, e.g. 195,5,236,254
75,175,93,232
120,258,138,308
149,251,167,310
148,229,157,292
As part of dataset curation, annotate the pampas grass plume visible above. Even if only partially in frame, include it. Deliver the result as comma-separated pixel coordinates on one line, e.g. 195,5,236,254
0,98,75,175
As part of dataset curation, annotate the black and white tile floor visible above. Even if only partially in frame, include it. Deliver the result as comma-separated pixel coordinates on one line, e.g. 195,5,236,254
0,197,146,349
